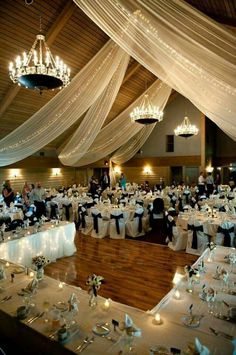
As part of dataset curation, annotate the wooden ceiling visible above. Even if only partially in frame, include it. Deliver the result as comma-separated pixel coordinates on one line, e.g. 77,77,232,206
0,0,235,154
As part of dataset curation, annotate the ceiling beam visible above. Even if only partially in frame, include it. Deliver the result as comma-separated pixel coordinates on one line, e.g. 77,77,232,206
0,0,76,119
122,62,141,85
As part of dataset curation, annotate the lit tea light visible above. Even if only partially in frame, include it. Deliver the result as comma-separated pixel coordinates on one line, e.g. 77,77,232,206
153,313,162,325
27,231,30,235
7,236,11,240
51,225,55,228
207,257,211,262
172,272,184,285
194,272,200,283
58,282,64,290
29,271,34,278
102,298,110,311
174,290,181,300
5,262,10,268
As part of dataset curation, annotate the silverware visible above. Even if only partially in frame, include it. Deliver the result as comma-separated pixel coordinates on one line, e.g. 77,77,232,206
209,327,233,340
77,336,94,353
28,311,44,324
0,295,12,303
76,337,89,351
96,323,110,332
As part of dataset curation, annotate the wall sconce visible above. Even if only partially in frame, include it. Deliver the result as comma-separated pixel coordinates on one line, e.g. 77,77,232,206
114,166,121,175
11,169,20,178
104,160,109,167
206,165,214,173
144,166,151,175
217,167,221,171
52,168,61,176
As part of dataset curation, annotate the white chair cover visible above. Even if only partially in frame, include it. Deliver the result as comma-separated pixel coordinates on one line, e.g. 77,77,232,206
125,207,146,238
215,221,235,247
91,208,109,239
109,209,125,239
168,226,188,251
186,220,209,255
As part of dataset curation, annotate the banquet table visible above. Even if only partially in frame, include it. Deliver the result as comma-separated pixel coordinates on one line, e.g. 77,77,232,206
0,221,76,267
0,246,235,354
0,208,24,222
177,211,236,238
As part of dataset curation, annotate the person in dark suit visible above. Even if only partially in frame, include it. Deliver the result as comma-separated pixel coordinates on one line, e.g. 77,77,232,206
100,171,110,191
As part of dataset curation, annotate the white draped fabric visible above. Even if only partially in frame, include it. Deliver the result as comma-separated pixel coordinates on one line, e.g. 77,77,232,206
0,40,125,166
75,0,236,139
72,81,171,166
59,51,130,166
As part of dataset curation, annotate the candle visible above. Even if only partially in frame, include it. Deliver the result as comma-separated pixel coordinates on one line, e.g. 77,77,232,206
174,290,181,300
103,298,110,310
153,313,162,325
58,282,64,290
5,262,10,268
29,271,34,278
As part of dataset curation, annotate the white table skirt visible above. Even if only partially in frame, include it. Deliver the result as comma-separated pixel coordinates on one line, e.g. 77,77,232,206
0,222,76,267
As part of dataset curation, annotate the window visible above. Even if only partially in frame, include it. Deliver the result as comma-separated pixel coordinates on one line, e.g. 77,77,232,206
166,135,174,152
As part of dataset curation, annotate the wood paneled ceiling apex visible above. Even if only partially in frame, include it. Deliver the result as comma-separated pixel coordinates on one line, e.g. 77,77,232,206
0,0,235,153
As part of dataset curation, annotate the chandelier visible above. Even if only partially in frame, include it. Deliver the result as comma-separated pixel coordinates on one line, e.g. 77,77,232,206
174,116,198,138
9,34,70,94
130,94,163,125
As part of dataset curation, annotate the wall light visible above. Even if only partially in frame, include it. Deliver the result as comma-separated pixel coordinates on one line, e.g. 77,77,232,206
11,169,20,178
52,168,61,176
206,165,214,173
114,166,121,175
144,165,152,175
217,167,221,171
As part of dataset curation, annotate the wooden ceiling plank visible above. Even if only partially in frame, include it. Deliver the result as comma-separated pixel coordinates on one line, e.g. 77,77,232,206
0,1,76,119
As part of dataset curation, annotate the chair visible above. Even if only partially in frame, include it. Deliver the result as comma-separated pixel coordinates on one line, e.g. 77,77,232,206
186,220,209,255
62,203,73,221
91,209,109,238
167,215,188,251
80,207,93,235
125,207,146,237
49,202,59,219
215,221,235,247
109,210,125,239
7,219,24,231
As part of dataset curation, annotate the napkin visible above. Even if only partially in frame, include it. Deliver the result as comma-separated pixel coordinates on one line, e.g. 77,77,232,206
195,338,209,355
68,293,79,312
21,278,38,294
120,314,142,337
0,265,6,281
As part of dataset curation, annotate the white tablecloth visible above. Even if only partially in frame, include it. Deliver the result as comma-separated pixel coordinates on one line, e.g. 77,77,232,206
0,222,76,267
0,246,234,354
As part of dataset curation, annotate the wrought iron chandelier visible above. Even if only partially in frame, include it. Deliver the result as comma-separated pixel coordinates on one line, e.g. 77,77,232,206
9,32,70,94
130,93,164,125
174,116,198,138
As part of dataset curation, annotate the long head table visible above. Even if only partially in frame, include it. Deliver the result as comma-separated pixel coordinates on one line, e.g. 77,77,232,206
0,245,235,354
0,221,76,267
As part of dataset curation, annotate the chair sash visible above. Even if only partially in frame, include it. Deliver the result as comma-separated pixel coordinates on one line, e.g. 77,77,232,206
187,224,203,249
166,217,176,241
50,203,57,219
63,203,72,220
110,213,124,234
134,212,143,233
170,196,177,207
217,225,234,247
178,198,183,212
78,208,87,228
183,192,190,204
219,206,226,212
92,213,102,233
85,202,95,209
136,200,144,207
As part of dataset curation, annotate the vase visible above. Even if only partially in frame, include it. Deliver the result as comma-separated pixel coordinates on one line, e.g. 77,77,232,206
89,292,97,308
36,267,44,281
186,277,194,293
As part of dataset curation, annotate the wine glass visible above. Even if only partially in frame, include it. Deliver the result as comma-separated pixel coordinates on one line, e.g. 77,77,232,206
42,300,50,323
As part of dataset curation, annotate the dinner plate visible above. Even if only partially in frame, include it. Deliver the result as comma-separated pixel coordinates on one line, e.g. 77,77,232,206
92,323,110,336
181,315,200,328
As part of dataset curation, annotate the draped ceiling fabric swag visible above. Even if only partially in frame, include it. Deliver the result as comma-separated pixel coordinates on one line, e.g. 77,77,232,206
75,0,236,139
0,40,126,166
59,52,130,166
73,81,172,166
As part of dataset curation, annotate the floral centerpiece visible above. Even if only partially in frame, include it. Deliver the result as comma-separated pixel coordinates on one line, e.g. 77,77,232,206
86,274,104,307
32,255,49,280
184,265,198,293
207,241,216,261
207,242,216,251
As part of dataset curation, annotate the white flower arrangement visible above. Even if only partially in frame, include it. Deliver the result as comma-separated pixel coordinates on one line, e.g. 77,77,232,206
32,255,49,269
86,274,104,297
207,241,216,251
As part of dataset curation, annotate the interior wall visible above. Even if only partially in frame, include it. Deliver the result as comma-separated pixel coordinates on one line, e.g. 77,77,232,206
114,166,170,186
140,94,201,157
0,167,89,192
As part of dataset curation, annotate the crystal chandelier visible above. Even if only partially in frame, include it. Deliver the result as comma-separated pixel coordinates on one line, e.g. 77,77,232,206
174,116,198,138
9,34,70,94
130,94,164,125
